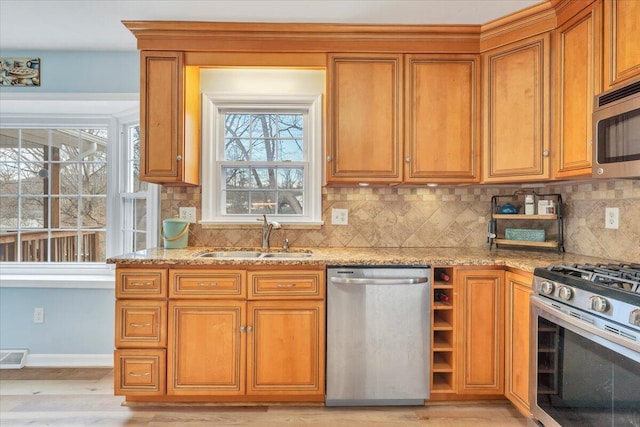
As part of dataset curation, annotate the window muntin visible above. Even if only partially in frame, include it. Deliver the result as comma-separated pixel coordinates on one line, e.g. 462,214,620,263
0,128,107,262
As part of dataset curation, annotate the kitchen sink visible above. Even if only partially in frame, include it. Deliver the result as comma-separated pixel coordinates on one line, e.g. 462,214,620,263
197,251,262,258
196,251,312,259
260,252,313,258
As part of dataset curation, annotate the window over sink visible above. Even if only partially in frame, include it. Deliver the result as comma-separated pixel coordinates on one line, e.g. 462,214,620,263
201,90,323,226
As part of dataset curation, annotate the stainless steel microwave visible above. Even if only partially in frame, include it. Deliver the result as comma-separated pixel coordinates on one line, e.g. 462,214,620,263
593,78,640,178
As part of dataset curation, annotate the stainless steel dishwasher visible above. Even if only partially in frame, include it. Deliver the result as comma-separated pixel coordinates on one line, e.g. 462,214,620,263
326,266,431,406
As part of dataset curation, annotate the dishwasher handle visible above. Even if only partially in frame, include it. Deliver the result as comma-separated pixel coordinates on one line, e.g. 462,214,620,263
330,277,428,285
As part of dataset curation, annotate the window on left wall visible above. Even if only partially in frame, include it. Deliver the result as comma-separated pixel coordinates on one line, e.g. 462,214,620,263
0,109,158,269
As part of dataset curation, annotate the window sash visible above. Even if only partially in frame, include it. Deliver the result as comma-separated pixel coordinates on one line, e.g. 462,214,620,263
201,93,323,225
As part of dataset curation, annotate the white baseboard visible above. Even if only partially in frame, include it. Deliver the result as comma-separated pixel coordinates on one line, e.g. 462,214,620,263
25,353,113,367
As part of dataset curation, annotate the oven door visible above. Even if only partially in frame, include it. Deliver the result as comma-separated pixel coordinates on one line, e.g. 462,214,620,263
530,295,640,427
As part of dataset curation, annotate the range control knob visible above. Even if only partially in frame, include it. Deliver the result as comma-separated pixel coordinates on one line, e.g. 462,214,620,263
591,296,609,313
629,309,640,327
540,281,555,295
558,286,573,301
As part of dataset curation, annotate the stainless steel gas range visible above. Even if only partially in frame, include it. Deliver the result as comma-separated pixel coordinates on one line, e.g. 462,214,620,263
530,263,640,427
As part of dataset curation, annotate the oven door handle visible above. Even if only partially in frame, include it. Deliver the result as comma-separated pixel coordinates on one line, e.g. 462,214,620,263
531,295,640,357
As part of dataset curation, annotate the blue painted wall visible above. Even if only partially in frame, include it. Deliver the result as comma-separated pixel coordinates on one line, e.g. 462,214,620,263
0,50,138,93
0,50,138,361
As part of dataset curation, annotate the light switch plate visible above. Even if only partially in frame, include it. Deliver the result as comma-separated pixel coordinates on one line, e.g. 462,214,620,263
605,207,619,229
331,208,349,225
179,207,197,223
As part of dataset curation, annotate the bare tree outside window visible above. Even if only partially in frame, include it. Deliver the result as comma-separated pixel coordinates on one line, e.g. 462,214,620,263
0,128,107,262
222,113,304,216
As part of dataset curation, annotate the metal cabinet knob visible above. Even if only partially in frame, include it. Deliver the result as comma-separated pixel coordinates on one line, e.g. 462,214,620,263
405,157,411,163
176,155,182,161
247,325,253,332
326,156,332,162
542,150,549,157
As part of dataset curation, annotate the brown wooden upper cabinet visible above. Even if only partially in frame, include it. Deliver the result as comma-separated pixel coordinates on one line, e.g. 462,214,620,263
404,54,480,183
603,0,640,90
326,53,404,184
482,33,551,183
140,51,200,185
326,53,480,185
554,1,602,178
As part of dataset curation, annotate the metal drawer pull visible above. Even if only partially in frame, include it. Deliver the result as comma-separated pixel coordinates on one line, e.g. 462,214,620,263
198,282,218,287
129,372,150,377
130,282,153,287
276,283,296,288
129,323,151,327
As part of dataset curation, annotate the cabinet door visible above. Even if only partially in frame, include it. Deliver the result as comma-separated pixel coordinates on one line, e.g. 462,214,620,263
457,269,504,394
247,300,325,395
140,51,200,185
482,34,551,182
554,3,602,178
603,0,640,89
505,271,533,416
167,300,245,395
404,54,480,183
326,53,403,184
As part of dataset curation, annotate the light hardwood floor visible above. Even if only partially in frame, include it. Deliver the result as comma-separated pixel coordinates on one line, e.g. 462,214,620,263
0,368,529,426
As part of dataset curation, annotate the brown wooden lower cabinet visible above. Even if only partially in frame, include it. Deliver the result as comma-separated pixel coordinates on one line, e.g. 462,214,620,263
505,270,533,416
456,268,505,395
114,265,325,402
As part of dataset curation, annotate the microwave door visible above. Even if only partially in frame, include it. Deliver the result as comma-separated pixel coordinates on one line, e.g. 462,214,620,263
597,109,640,163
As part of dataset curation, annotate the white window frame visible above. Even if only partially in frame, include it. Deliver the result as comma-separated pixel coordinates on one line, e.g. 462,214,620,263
0,94,158,288
201,93,323,225
113,112,159,256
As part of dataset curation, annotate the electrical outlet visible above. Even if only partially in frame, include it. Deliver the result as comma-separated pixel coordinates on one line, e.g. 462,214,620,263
179,207,197,223
34,307,44,324
331,208,349,225
605,207,619,229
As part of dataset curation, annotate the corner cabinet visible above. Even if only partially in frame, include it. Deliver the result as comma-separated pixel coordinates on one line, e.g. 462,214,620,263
603,0,640,90
326,53,403,184
140,51,200,185
482,33,551,182
456,268,505,395
554,1,602,178
505,270,533,417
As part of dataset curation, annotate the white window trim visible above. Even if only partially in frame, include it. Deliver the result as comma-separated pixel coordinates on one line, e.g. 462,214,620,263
201,93,324,226
0,93,157,288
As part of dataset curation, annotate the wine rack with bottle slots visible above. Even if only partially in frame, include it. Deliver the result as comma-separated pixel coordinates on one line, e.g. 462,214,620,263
431,267,455,394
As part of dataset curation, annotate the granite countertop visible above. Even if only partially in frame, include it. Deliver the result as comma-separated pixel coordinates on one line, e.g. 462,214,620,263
106,246,619,273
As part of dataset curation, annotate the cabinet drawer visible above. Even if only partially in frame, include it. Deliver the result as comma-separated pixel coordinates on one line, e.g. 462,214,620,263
115,300,167,348
169,269,245,298
114,349,166,396
116,268,167,298
248,270,325,299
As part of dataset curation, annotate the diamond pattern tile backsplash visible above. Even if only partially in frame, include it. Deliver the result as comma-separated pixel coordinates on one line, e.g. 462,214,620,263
161,179,640,262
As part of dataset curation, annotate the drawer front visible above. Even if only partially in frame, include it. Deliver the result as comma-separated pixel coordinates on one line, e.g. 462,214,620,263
248,270,325,299
116,268,167,298
169,269,245,298
115,300,167,348
114,349,166,396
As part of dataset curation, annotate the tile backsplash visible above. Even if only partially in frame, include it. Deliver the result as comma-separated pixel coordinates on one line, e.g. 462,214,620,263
161,179,639,262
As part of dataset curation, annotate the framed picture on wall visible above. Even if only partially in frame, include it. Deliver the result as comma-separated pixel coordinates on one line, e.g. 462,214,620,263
1,57,40,86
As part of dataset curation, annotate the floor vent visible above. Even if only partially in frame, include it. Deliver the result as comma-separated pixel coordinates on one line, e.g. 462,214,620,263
0,349,28,369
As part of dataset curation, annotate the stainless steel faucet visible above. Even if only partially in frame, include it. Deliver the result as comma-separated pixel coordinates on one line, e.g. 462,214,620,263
259,214,281,250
